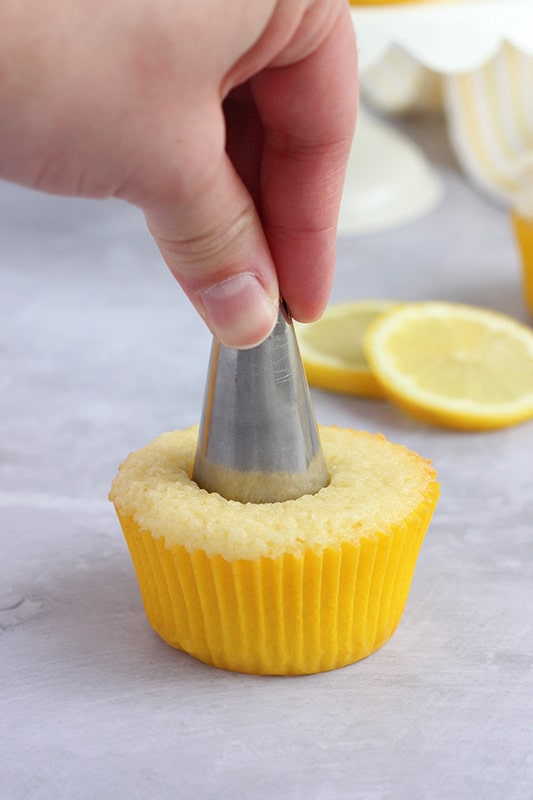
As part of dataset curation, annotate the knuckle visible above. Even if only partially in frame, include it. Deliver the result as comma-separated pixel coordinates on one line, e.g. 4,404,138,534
155,202,256,271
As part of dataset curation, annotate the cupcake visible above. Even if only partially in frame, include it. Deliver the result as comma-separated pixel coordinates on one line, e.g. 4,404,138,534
511,158,533,315
110,425,439,675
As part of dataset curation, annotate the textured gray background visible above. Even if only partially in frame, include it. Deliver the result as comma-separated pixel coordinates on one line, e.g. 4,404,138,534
1,113,532,799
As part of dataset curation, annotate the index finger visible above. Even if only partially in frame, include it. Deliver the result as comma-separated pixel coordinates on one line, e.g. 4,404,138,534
251,1,358,322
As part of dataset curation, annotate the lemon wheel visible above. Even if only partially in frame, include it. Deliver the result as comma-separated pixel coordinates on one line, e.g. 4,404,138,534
364,302,533,430
295,300,394,398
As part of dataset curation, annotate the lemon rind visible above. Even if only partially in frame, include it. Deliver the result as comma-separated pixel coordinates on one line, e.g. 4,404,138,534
364,301,533,430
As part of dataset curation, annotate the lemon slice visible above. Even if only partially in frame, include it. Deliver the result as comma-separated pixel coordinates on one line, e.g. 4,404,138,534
295,300,394,397
364,302,533,430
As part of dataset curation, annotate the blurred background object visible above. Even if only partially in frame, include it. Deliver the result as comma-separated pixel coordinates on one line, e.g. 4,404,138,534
343,1,533,233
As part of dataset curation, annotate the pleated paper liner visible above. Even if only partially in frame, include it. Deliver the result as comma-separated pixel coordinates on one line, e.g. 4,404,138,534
115,480,439,675
511,212,533,315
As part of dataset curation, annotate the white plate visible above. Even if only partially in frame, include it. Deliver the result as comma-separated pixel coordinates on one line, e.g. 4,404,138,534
338,106,442,235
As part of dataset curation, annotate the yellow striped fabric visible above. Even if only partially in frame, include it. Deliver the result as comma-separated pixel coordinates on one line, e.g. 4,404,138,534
444,43,533,205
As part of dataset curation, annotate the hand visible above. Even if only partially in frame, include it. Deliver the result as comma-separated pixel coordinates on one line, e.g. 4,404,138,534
0,0,357,347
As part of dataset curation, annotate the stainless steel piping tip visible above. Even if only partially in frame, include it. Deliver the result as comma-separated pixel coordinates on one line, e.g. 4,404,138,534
192,301,329,503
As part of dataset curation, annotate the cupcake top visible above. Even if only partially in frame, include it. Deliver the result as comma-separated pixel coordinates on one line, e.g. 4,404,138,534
110,425,438,561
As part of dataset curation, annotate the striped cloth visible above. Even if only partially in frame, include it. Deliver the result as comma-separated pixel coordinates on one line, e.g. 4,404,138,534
444,43,533,206
362,43,533,207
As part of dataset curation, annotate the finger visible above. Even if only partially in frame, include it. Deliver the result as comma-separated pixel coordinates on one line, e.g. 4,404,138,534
251,1,357,322
142,114,279,349
223,85,264,209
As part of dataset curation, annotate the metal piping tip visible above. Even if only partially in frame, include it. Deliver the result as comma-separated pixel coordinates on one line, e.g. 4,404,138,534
192,301,329,503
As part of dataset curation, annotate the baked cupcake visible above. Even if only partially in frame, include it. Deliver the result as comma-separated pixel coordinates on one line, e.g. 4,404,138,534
511,160,533,315
110,425,439,675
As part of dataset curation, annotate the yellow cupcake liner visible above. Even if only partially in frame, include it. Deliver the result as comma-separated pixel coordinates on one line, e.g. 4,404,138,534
115,480,439,675
511,211,533,315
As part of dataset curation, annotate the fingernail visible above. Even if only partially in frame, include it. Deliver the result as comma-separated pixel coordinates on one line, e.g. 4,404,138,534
199,273,278,348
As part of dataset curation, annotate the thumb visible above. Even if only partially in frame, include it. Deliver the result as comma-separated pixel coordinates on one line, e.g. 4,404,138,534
144,150,279,349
